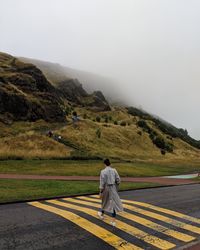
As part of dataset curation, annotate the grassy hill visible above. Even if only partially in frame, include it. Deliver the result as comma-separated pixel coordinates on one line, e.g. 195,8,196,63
0,106,199,164
0,52,199,164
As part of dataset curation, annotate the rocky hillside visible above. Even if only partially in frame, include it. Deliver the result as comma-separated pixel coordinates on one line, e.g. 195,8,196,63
0,52,65,123
0,52,111,124
20,57,111,111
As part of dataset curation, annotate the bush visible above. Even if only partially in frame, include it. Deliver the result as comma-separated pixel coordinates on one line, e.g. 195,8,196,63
104,117,108,123
161,149,166,155
149,133,155,140
96,128,101,138
83,114,87,119
137,120,147,128
137,120,151,132
153,136,166,149
114,120,118,125
120,121,126,126
166,136,172,140
153,136,174,153
96,116,101,122
165,143,174,153
149,130,157,140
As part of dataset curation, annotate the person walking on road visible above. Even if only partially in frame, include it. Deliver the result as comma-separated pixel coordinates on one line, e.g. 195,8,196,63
98,159,123,226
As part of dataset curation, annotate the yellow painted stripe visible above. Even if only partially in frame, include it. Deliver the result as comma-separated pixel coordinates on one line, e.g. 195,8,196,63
121,199,200,225
90,195,200,236
73,196,195,242
48,199,175,250
124,204,200,236
29,201,141,250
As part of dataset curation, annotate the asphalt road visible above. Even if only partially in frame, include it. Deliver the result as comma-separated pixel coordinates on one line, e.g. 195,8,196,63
1,184,200,250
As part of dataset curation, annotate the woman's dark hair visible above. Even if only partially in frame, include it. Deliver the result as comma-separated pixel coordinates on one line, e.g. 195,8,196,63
104,158,111,166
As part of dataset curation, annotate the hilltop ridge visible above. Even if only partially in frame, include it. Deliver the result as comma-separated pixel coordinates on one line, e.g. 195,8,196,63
0,52,110,124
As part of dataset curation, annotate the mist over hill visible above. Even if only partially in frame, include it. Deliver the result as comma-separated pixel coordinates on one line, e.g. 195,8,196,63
20,57,128,106
0,52,110,124
20,56,200,148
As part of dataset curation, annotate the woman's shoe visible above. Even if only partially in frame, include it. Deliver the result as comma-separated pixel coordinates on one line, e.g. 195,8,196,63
110,221,116,227
97,211,104,220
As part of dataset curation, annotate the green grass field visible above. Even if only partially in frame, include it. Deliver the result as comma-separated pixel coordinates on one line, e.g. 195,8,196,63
0,179,161,203
1,159,199,203
0,159,200,177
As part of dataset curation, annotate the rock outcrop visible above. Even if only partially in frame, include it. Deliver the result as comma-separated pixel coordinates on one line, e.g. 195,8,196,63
0,52,65,123
0,52,111,124
20,57,111,111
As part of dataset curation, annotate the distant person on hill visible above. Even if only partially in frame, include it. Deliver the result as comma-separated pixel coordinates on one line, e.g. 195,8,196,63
98,159,123,226
72,111,80,128
47,130,53,137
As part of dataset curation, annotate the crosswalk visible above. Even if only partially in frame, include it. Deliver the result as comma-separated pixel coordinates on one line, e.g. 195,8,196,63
28,195,200,250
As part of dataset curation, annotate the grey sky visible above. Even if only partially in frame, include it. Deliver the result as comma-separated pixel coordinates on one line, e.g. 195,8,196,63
1,0,200,139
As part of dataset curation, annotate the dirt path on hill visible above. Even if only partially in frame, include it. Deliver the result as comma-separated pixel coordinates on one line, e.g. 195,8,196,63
0,174,198,185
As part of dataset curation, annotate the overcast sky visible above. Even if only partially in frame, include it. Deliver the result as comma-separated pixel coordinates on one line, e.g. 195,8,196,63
1,0,200,139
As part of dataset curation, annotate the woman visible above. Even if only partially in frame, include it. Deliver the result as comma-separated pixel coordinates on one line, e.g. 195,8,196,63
98,159,123,226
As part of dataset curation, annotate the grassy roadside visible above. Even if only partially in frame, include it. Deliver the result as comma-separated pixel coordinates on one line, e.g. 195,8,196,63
0,160,200,177
0,179,161,203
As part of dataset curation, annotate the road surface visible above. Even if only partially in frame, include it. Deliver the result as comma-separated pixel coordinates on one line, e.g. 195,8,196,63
1,184,200,250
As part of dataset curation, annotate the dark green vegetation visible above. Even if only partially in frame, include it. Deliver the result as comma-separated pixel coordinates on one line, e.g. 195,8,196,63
0,179,161,203
128,107,200,149
137,120,173,153
1,160,200,177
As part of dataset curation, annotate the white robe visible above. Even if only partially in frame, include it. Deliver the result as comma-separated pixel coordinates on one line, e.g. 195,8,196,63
100,166,123,213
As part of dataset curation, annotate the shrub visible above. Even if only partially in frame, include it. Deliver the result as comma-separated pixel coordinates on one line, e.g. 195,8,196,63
153,136,166,149
149,130,157,140
165,143,174,153
137,120,147,128
114,121,118,125
166,136,172,140
96,116,101,122
96,128,101,138
161,149,166,155
137,120,154,134
149,133,155,140
120,121,126,126
104,117,108,123
153,136,174,153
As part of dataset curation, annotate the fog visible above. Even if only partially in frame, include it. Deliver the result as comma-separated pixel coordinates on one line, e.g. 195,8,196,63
1,0,200,139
